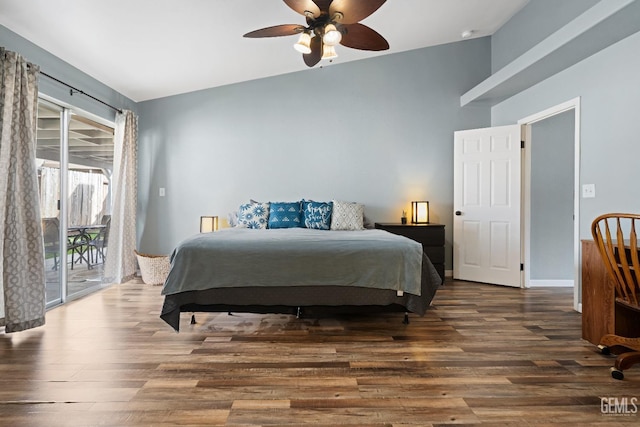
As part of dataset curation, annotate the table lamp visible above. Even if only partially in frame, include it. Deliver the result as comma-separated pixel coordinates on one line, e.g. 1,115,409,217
200,216,218,233
411,201,429,224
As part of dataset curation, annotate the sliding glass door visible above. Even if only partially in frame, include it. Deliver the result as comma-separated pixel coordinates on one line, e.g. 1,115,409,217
37,101,63,306
66,111,114,298
36,99,114,307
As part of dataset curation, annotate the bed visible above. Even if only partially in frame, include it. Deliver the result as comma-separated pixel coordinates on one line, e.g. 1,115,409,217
160,227,442,331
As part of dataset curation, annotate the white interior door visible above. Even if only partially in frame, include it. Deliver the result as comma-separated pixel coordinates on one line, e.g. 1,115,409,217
453,125,522,287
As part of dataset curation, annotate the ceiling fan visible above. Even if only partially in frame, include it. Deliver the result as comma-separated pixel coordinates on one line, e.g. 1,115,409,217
243,0,389,67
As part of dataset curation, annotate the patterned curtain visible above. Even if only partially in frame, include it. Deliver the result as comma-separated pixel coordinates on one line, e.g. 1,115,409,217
104,110,137,283
0,48,46,332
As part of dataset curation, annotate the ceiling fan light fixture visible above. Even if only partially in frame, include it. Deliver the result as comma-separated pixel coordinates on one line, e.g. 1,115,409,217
244,0,389,68
321,44,338,60
322,24,342,46
293,31,312,54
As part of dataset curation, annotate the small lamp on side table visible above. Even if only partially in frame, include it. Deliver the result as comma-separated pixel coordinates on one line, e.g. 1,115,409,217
200,216,218,233
411,201,429,224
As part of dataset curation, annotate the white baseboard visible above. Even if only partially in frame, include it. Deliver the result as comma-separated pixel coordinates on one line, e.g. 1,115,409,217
528,279,574,287
445,269,453,278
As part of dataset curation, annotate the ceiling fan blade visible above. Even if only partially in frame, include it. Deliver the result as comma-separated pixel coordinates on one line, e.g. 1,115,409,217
243,24,305,38
303,36,322,67
283,0,321,18
330,0,387,24
340,23,389,51
312,0,333,13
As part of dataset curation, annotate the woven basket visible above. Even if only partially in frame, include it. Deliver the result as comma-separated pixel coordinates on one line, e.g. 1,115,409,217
134,250,170,285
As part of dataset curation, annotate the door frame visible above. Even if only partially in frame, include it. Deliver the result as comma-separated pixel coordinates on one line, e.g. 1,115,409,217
38,94,116,307
517,97,581,312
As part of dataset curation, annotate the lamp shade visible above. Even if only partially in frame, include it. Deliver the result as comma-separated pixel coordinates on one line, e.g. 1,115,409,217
321,44,338,60
294,32,312,54
411,201,429,224
322,24,342,46
200,216,218,233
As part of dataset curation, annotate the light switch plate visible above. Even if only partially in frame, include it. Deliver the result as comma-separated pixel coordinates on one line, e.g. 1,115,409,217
159,187,165,197
582,184,595,198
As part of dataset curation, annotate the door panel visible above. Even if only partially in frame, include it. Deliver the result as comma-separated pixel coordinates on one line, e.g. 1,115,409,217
454,125,522,287
490,221,510,269
462,221,481,266
37,101,63,307
463,162,481,206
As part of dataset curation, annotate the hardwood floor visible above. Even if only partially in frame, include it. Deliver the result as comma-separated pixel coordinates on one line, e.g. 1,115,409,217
1,279,638,426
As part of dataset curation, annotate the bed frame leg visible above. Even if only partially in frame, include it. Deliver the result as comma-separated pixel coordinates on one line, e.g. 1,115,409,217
403,312,409,325
190,314,196,324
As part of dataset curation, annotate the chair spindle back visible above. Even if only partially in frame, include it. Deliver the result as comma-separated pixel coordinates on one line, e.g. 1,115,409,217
591,213,640,308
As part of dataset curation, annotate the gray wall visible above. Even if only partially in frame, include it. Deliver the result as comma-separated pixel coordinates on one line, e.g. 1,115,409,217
530,110,574,281
137,38,493,266
1,25,137,122
491,0,599,73
492,29,640,240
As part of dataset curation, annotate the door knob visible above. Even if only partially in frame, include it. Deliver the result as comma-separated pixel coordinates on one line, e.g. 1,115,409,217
455,211,462,216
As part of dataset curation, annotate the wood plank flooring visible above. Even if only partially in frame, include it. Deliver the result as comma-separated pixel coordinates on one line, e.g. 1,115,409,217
1,279,638,426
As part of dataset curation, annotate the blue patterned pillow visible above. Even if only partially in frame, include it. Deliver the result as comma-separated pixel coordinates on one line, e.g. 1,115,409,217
303,200,333,230
237,202,270,229
268,201,303,229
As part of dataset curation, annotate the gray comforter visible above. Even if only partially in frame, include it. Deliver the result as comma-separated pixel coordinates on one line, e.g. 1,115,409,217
160,228,442,331
162,228,424,296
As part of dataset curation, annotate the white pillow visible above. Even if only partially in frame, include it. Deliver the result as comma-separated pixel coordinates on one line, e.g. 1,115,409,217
330,200,364,230
237,202,270,229
227,211,238,227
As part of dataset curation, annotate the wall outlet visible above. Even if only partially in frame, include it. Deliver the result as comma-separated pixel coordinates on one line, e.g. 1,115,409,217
582,184,595,198
159,187,165,197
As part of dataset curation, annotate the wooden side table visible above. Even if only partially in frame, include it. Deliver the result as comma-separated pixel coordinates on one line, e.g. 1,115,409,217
374,222,445,281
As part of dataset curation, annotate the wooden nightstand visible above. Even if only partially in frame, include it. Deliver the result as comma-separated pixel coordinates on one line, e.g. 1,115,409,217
374,222,445,281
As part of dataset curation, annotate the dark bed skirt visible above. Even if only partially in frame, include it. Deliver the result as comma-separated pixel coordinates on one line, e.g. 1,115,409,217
181,302,416,321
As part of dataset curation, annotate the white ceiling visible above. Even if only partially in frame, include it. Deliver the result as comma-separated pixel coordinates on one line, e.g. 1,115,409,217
0,0,529,102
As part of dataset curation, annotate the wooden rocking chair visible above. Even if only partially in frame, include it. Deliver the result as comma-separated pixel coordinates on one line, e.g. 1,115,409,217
591,213,640,380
